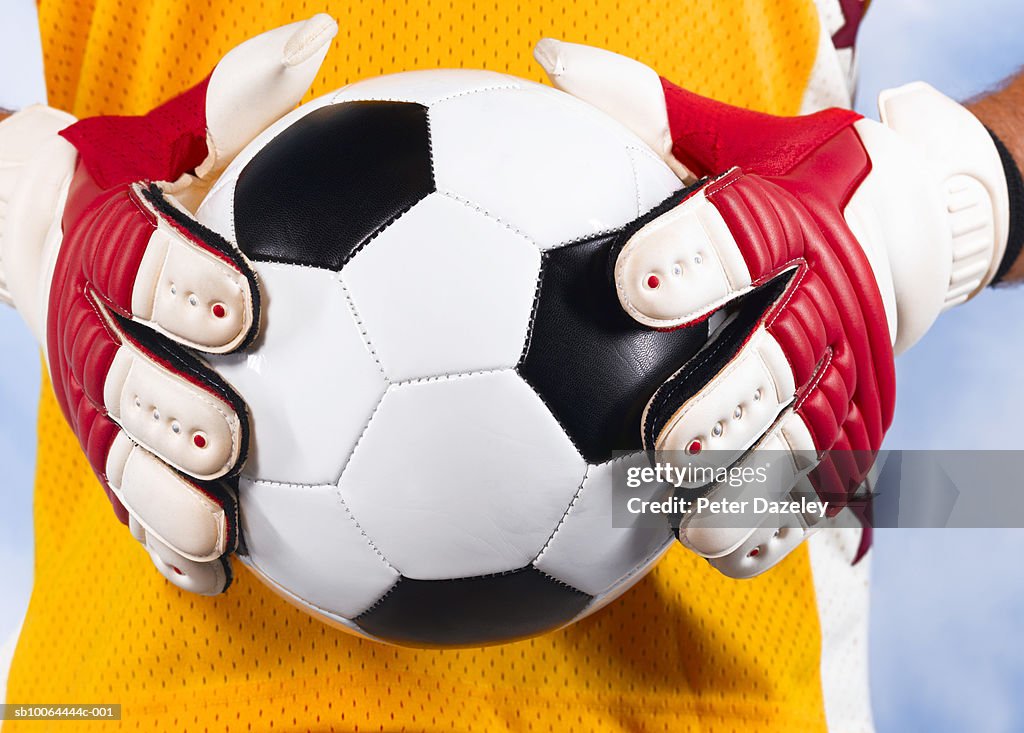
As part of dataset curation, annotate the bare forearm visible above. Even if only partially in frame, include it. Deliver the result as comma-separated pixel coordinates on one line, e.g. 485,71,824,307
969,73,1024,283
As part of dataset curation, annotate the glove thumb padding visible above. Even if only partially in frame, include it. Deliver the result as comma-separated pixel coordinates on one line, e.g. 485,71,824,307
533,37,859,181
533,38,688,179
198,13,338,179
59,14,339,191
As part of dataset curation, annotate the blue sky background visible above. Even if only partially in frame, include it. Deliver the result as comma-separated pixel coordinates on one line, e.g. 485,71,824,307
1,1,1023,730
855,2,1024,732
0,0,44,677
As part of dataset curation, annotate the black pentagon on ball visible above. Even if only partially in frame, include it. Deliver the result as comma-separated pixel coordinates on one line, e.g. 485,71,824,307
233,101,435,270
518,188,710,464
353,566,591,647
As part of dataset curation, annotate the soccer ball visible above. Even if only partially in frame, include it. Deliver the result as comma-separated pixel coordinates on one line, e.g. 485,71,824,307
198,70,707,646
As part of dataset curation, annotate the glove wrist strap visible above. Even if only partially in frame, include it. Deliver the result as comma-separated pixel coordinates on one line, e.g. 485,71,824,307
986,127,1024,286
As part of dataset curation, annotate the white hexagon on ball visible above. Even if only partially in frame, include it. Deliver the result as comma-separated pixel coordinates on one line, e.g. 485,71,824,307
342,192,541,382
208,262,387,486
338,370,587,580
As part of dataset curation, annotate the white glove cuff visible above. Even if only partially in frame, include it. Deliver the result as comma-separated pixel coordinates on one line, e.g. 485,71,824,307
0,105,78,339
878,82,1010,307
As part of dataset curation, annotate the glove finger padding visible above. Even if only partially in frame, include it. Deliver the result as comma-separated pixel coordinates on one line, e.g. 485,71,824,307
130,516,235,596
702,474,821,579
111,433,239,565
675,411,817,574
52,296,244,565
53,177,260,355
102,312,248,481
56,14,343,355
641,274,796,458
611,176,756,329
62,388,238,594
129,184,259,354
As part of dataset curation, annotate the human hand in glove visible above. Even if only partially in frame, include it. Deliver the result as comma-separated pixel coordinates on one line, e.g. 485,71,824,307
534,39,1022,577
0,15,338,594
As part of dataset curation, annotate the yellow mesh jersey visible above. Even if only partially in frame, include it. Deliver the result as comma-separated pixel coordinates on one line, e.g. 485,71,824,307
8,2,831,730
